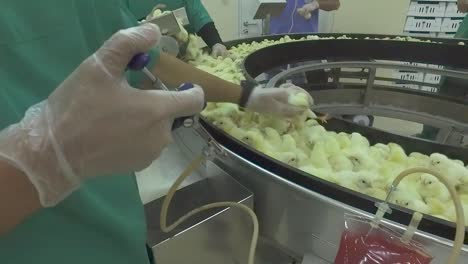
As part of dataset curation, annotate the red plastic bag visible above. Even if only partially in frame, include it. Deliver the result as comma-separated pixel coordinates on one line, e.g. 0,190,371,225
334,214,433,264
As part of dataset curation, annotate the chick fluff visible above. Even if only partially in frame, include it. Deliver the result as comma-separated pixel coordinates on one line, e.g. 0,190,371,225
189,34,468,225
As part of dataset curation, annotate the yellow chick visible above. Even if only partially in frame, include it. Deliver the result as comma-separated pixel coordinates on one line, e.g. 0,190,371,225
387,143,408,163
279,134,297,153
390,188,430,214
344,150,378,172
364,188,388,200
291,109,316,129
288,92,311,107
418,173,450,201
308,141,331,169
241,130,275,156
259,115,291,135
349,132,370,151
429,153,468,188
302,125,327,149
407,152,430,168
203,103,240,121
288,130,309,154
212,117,246,141
271,152,299,167
369,143,390,162
335,171,378,192
328,154,354,172
336,132,351,149
238,111,257,128
443,204,468,225
378,160,406,181
425,197,447,215
453,159,465,167
263,127,282,145
299,165,336,183
322,133,341,156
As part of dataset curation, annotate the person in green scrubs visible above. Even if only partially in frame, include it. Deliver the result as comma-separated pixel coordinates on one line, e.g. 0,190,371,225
129,0,229,57
0,1,311,263
416,8,468,141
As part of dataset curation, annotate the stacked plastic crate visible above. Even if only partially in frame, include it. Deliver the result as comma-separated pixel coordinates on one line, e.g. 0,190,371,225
395,0,466,92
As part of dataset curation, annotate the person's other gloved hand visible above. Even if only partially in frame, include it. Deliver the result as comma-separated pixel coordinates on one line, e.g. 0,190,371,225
297,0,320,20
245,84,313,118
458,0,468,12
0,23,205,207
211,43,229,58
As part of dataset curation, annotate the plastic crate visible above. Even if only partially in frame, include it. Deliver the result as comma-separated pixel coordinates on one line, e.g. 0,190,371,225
407,2,446,17
441,17,463,32
405,17,442,32
445,2,467,18
394,71,425,82
401,61,428,67
396,83,421,90
437,32,457,38
424,73,442,84
427,64,444,69
403,31,438,37
421,86,439,93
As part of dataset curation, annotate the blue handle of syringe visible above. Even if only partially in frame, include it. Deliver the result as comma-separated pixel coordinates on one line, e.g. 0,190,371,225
127,53,151,71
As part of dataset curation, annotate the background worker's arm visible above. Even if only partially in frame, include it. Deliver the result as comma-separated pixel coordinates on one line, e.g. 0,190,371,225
298,0,340,19
152,52,242,103
317,0,340,11
183,0,228,57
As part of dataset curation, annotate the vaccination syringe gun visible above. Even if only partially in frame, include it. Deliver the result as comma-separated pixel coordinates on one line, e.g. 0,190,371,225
127,52,259,264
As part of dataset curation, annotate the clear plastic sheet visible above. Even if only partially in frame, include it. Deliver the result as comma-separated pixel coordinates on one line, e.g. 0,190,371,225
334,214,433,264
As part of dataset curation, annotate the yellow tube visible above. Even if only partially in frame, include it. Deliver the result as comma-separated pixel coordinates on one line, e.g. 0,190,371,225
160,154,259,264
391,167,465,264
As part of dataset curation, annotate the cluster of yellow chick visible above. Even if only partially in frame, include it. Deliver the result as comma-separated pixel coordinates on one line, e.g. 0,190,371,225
185,35,468,225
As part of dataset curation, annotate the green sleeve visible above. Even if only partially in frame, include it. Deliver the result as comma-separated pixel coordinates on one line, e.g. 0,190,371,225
125,0,213,34
455,16,468,39
183,0,213,34
124,0,158,20
118,1,161,85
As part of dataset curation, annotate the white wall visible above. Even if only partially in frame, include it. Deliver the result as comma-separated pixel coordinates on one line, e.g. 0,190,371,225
332,0,410,35
202,0,239,40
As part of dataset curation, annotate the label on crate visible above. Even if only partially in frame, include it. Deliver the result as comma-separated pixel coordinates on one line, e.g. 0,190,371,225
405,17,442,32
445,2,467,18
441,17,464,32
408,2,446,17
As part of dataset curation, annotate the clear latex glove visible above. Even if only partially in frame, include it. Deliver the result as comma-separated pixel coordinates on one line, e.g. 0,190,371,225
211,43,229,58
245,84,313,118
0,23,205,207
458,0,468,12
297,0,320,20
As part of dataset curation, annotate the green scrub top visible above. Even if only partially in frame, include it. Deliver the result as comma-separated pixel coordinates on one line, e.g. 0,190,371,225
0,0,159,263
456,15,468,39
127,0,213,34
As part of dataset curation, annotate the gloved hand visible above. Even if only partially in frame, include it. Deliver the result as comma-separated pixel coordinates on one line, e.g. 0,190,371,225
245,84,313,118
0,23,205,207
297,0,320,20
211,43,229,58
458,0,468,12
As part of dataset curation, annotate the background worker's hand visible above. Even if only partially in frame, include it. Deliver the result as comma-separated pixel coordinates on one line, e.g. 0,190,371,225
211,43,229,58
0,24,205,207
297,0,320,20
245,84,313,118
458,0,468,13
